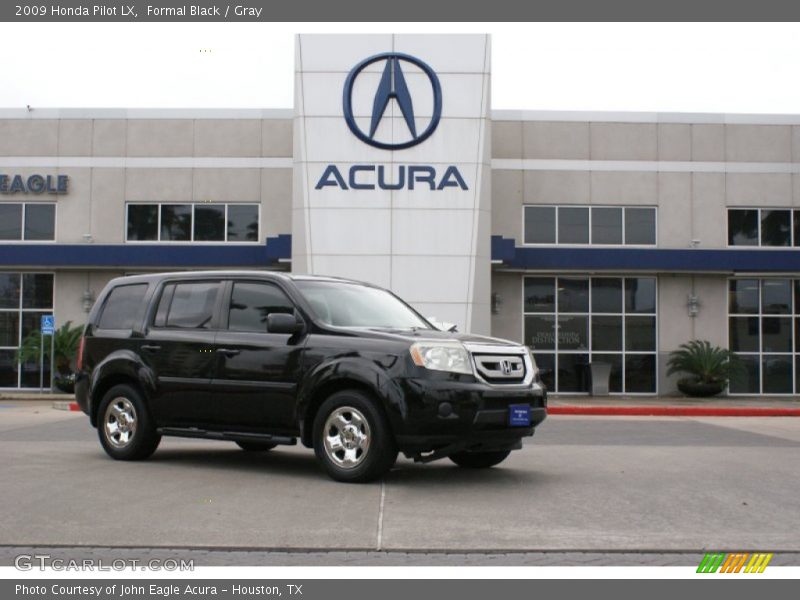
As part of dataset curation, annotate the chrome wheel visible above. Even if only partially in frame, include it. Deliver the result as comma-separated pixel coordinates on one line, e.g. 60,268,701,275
323,406,371,469
104,397,138,449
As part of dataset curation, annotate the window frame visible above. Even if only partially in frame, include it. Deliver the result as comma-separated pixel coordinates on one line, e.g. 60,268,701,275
521,274,659,395
95,283,150,332
0,271,55,389
727,277,797,396
0,202,57,243
521,205,657,248
727,207,796,248
125,202,261,244
147,279,226,331
221,279,300,333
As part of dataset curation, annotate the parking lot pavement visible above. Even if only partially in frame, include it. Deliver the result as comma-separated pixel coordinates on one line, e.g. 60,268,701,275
2,546,800,567
1,402,799,563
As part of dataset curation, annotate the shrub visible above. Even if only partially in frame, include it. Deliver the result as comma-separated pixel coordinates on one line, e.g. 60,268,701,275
15,320,84,378
667,340,743,386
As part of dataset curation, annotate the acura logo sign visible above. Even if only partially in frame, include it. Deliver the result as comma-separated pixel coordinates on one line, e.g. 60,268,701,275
315,52,467,191
342,52,442,150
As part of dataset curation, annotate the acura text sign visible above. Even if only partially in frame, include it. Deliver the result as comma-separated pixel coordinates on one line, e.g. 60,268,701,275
315,52,468,192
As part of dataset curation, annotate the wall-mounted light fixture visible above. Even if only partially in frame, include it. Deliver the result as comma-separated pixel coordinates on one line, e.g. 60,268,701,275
82,290,95,313
687,293,700,317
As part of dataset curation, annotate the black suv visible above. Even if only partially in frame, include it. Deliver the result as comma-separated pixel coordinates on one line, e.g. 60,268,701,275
76,271,546,482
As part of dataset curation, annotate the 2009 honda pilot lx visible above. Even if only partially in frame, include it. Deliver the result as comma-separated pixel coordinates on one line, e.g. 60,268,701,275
76,271,547,482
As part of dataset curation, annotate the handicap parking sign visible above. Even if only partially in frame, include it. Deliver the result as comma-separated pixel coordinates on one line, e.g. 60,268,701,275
41,315,55,335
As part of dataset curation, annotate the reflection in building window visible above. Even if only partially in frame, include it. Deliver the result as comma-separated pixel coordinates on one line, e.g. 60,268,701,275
523,276,657,394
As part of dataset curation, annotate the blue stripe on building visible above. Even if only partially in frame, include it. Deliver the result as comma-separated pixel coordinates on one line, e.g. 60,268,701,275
4,234,800,273
0,235,292,268
491,236,800,273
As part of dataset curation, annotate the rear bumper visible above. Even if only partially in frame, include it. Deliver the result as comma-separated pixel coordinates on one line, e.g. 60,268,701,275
74,373,91,418
392,377,547,457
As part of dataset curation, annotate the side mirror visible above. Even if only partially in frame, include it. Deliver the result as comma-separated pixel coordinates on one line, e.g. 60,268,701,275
267,313,302,334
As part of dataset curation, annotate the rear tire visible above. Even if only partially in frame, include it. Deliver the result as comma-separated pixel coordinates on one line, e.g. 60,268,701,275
236,441,277,452
449,450,511,469
97,384,161,461
313,390,397,483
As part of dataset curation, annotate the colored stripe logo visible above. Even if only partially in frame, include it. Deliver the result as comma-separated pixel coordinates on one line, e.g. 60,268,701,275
697,552,773,573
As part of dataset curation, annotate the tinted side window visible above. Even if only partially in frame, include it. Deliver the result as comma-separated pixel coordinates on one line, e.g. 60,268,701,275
228,282,295,332
165,282,220,329
98,284,148,330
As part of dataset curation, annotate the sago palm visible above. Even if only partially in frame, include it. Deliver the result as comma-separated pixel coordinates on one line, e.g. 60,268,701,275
15,320,84,376
666,340,742,385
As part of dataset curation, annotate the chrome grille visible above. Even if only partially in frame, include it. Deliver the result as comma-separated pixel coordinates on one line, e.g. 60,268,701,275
473,354,526,383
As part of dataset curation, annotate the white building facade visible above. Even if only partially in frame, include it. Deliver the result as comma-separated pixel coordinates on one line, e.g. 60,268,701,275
2,33,800,396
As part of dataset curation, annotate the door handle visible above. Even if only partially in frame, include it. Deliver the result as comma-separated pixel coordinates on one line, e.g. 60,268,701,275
141,344,161,352
216,348,241,357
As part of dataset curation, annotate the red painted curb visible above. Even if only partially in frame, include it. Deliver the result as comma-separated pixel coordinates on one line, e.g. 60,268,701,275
547,405,800,417
68,402,80,412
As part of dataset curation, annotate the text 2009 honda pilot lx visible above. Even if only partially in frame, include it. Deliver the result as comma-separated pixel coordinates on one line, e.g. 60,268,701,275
76,271,547,482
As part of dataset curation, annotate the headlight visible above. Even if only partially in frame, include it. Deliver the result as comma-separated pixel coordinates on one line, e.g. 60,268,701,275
409,342,473,375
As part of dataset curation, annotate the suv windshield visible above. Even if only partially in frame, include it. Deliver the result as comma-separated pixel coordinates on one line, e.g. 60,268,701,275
294,280,432,330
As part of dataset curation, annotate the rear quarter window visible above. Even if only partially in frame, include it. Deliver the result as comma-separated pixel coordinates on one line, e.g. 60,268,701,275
97,284,148,330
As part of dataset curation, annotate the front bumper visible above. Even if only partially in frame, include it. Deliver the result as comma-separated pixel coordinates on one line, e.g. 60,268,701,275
392,377,547,457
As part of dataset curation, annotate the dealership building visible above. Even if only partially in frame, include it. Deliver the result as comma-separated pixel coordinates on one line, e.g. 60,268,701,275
2,33,800,396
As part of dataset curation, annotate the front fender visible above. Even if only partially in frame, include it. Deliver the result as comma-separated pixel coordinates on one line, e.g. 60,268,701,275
88,350,157,424
296,355,407,433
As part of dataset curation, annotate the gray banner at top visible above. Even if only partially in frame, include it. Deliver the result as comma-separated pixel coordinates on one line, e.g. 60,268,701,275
3,0,800,21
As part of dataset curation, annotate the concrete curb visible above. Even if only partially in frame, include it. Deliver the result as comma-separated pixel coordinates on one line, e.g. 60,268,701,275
52,401,80,412
548,406,800,417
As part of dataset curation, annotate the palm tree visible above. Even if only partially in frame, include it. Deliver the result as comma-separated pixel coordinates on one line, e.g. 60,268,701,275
16,320,83,378
667,340,743,397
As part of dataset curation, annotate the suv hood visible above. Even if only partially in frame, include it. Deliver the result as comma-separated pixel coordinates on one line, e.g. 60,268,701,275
341,326,526,349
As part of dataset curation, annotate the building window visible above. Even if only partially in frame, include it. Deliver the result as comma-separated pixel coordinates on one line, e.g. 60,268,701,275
194,205,225,241
524,206,555,244
729,278,799,394
728,208,794,247
0,272,55,389
0,203,56,241
523,276,657,394
161,204,192,241
523,206,656,246
126,203,259,243
127,205,158,241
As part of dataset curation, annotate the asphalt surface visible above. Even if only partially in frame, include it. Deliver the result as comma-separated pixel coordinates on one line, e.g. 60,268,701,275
1,402,799,565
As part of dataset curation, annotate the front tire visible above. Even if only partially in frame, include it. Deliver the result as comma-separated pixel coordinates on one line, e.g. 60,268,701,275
97,384,161,461
449,450,511,469
313,390,397,483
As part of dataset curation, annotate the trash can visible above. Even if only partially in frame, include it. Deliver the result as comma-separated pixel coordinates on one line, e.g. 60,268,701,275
590,362,611,396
